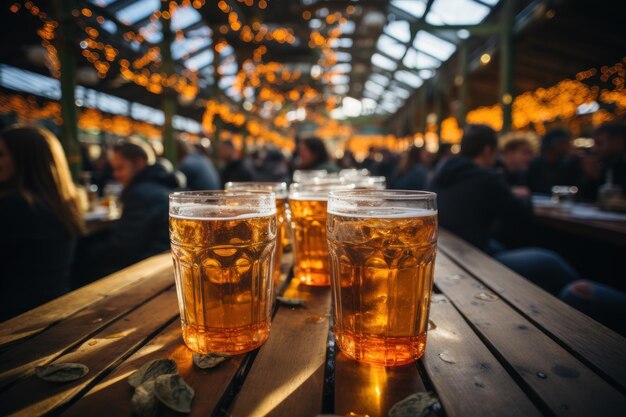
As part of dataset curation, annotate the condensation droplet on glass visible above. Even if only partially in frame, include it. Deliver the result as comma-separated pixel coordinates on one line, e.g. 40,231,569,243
438,351,456,364
305,315,326,324
474,291,499,302
537,371,547,379
431,294,447,304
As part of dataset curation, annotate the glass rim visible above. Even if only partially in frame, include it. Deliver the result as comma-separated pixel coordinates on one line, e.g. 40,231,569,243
170,190,276,201
328,190,436,200
225,181,288,189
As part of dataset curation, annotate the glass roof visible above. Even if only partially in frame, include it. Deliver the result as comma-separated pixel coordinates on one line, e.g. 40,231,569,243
367,0,501,115
87,0,501,118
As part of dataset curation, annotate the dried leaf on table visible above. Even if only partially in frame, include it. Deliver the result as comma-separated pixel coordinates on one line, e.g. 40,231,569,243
35,363,89,382
388,392,441,417
128,359,178,388
154,374,195,413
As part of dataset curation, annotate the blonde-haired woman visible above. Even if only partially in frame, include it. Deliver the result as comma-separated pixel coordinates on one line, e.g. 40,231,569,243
0,125,83,320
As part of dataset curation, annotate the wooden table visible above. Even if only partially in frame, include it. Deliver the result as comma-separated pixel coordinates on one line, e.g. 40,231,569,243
1,231,625,417
534,205,626,247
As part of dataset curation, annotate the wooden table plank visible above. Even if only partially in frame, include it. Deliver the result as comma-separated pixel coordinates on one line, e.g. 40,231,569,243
423,292,543,417
228,280,332,417
434,253,626,417
534,206,626,247
334,352,426,417
60,321,247,417
0,253,172,349
0,268,174,390
0,288,179,417
438,230,626,390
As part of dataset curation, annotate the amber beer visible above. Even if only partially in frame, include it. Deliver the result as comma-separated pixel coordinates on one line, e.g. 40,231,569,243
225,182,290,284
327,190,438,366
169,191,277,354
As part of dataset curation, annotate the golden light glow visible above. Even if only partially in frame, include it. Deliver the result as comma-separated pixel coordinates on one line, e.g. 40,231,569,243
480,53,491,65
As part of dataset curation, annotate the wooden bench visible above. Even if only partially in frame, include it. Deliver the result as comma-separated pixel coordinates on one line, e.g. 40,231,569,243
1,231,624,417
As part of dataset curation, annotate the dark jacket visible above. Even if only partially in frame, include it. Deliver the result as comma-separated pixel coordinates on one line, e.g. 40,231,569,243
220,158,256,188
526,155,582,194
391,165,427,190
0,192,75,320
84,164,179,278
179,153,220,191
429,156,532,251
494,159,527,187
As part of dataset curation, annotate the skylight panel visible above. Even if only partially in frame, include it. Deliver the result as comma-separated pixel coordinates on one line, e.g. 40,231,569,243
364,80,385,95
403,48,440,69
390,85,411,99
391,0,427,19
332,63,352,73
184,49,214,70
426,0,491,25
171,6,201,30
377,34,406,60
413,31,456,61
116,0,159,25
369,73,389,87
384,20,411,43
335,51,352,62
395,70,423,88
330,74,350,85
371,53,397,72
172,38,211,60
339,20,356,35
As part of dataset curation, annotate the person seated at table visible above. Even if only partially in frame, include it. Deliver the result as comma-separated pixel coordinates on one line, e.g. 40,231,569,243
176,138,220,190
0,126,84,320
390,146,427,190
429,124,579,295
579,122,626,200
217,140,257,187
296,137,340,173
80,141,180,280
495,137,535,190
526,128,582,194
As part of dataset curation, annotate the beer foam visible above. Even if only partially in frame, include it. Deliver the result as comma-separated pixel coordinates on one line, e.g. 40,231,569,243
327,207,437,218
170,206,275,220
289,193,329,202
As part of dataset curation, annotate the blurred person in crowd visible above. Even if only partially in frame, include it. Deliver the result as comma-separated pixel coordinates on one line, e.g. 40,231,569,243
579,122,626,199
338,150,357,170
0,126,84,319
255,147,290,183
527,128,582,194
390,146,427,190
496,137,535,193
359,146,379,173
176,138,220,190
80,141,180,280
426,143,454,187
91,152,113,197
296,137,339,173
217,140,256,187
376,148,399,183
429,124,579,295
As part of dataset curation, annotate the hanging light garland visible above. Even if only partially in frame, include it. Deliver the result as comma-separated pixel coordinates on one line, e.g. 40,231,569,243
466,58,626,132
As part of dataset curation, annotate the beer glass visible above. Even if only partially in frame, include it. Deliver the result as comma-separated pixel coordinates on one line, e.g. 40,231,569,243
169,191,277,354
289,182,351,286
225,182,289,284
327,190,438,366
293,169,327,183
